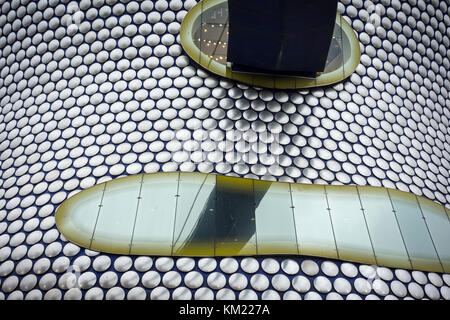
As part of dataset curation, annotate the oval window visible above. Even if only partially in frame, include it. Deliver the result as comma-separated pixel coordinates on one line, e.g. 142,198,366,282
180,0,361,89
56,172,450,273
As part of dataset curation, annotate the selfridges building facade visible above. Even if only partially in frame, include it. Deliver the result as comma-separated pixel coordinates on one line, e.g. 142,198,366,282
0,0,449,300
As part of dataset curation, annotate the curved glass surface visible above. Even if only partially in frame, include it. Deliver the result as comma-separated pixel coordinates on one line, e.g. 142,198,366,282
56,172,450,273
180,0,360,89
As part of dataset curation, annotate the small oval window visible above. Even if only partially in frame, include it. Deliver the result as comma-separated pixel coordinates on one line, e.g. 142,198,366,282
180,0,361,89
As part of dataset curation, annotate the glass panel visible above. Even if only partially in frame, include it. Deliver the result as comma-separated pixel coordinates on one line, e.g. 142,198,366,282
129,173,179,255
173,173,216,256
291,184,338,259
325,185,376,264
340,15,352,74
192,2,203,59
323,19,344,74
90,175,141,253
388,189,442,272
191,1,230,69
195,1,229,67
215,175,256,255
203,2,228,65
199,2,210,66
56,183,105,248
417,197,450,273
254,181,297,254
357,186,411,269
204,1,228,25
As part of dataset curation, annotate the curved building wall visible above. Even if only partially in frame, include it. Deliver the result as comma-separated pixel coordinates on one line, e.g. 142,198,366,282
0,0,449,300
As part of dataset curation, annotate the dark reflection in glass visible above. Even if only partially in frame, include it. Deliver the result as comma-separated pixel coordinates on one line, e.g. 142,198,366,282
173,173,216,256
192,2,349,73
215,175,256,255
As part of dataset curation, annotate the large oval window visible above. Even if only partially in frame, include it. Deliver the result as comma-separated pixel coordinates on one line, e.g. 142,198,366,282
56,172,450,273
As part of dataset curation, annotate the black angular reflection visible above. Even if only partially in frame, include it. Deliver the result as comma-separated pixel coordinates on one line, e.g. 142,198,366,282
215,175,258,255
173,175,271,255
194,1,229,66
227,0,338,77
172,173,216,256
